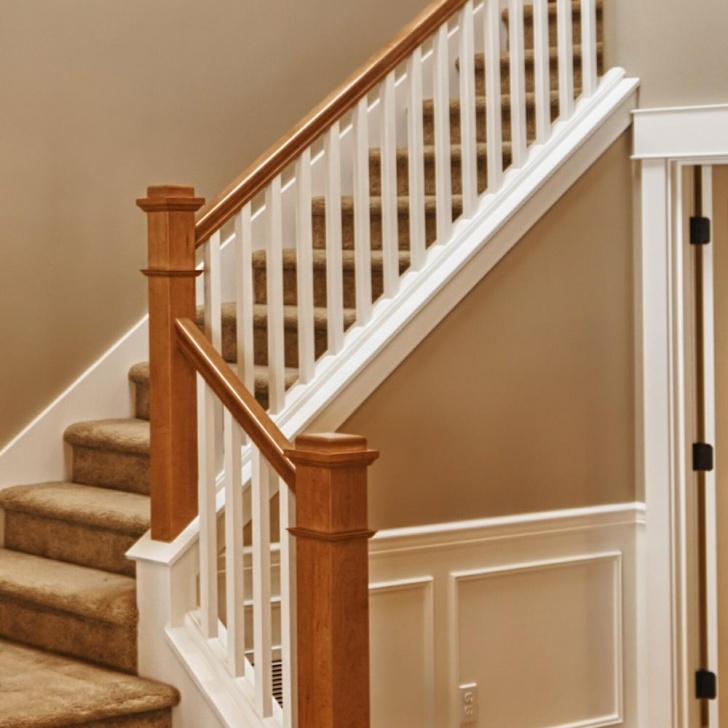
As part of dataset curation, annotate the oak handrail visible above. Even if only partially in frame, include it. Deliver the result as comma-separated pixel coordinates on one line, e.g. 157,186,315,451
194,0,470,246
174,317,297,490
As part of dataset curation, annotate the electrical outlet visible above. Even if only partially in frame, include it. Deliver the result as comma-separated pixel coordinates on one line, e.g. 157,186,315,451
459,683,478,723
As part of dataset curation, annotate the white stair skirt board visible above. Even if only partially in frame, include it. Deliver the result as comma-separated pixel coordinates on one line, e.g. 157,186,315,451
0,315,148,489
130,502,643,728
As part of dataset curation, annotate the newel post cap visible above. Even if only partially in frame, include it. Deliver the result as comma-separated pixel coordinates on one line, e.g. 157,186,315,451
136,185,205,213
284,433,379,468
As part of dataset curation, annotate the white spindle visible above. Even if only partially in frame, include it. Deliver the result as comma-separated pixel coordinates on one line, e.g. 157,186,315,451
433,22,452,244
235,205,255,392
508,0,527,167
352,98,373,322
533,0,551,143
459,1,478,216
266,177,285,414
484,0,503,192
580,0,598,96
407,47,426,271
295,151,315,384
252,447,273,716
279,480,297,725
204,230,223,350
380,72,399,298
197,380,219,639
324,122,345,355
557,0,575,119
224,413,245,676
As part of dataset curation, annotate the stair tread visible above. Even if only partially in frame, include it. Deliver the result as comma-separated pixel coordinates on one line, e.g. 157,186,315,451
65,419,149,457
0,549,137,626
422,89,560,114
474,41,603,69
251,247,411,269
0,638,178,728
311,194,464,215
504,0,602,19
129,360,299,387
0,482,150,536
368,142,503,162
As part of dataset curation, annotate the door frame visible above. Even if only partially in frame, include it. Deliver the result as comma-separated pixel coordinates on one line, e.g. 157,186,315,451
633,103,728,728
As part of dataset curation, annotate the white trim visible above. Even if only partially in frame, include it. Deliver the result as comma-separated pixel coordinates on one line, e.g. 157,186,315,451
0,314,148,488
635,102,728,727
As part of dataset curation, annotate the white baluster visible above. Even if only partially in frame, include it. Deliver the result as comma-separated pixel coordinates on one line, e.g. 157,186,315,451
235,205,255,392
325,122,345,354
204,230,222,350
407,46,426,271
533,0,551,143
279,481,297,726
380,71,399,298
224,412,245,676
580,0,598,96
197,379,218,639
484,0,503,192
459,1,478,216
266,177,285,414
433,22,452,244
252,447,273,716
295,151,315,384
352,98,373,322
557,0,575,119
508,0,527,167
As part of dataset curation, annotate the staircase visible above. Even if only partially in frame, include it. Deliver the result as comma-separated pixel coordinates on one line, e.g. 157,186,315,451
0,1,633,726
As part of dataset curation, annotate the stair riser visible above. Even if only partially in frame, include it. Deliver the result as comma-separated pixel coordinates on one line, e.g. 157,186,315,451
509,7,600,48
134,386,150,423
0,599,136,673
312,200,462,250
3,512,138,577
369,150,492,196
79,708,173,727
72,446,149,495
475,58,586,96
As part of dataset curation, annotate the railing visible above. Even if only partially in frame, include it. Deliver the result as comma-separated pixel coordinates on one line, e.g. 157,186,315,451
138,0,603,723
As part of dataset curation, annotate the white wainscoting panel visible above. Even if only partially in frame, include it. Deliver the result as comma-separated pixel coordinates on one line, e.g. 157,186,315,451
368,503,643,727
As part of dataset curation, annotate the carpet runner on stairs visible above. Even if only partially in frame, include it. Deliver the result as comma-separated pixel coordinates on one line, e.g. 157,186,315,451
0,3,600,725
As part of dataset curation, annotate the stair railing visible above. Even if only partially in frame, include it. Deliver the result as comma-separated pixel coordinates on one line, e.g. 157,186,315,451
139,184,379,727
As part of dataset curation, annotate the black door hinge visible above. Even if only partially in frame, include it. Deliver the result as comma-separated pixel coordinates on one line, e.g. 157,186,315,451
696,670,717,700
690,216,711,245
693,443,714,472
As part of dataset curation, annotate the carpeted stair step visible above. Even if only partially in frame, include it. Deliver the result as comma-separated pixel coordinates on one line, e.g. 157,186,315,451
368,143,500,196
422,90,560,146
0,638,178,727
311,194,464,250
65,419,150,495
0,549,138,673
473,43,604,96
252,248,412,308
129,360,299,416
502,0,604,48
0,482,149,577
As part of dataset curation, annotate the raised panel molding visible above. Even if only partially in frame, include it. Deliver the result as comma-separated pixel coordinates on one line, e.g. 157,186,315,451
368,503,641,727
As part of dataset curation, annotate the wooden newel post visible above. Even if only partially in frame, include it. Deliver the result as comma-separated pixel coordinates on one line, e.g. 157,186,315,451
137,185,205,542
285,433,379,728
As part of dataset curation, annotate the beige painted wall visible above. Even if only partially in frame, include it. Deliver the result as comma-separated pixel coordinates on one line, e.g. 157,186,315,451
0,0,431,448
712,166,728,719
342,132,635,530
605,0,728,107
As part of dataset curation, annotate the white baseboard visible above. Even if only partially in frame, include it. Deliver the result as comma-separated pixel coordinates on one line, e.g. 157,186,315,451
0,315,149,489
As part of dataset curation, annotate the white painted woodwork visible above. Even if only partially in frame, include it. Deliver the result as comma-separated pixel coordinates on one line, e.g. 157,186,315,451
279,481,297,727
407,47,427,271
557,0,575,119
458,1,478,216
352,97,373,323
235,204,255,391
266,177,285,414
197,380,219,640
204,230,222,351
223,413,245,677
295,152,316,384
580,0,598,96
380,72,400,298
251,447,273,716
533,0,551,143
508,0,527,168
324,122,345,354
433,23,453,244
484,0,503,193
